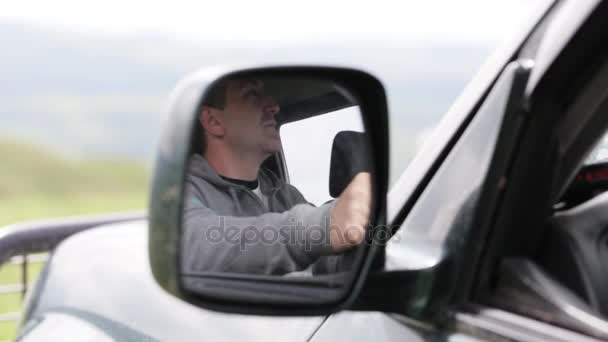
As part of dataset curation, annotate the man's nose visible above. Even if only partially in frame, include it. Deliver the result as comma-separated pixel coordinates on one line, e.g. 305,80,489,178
263,97,280,116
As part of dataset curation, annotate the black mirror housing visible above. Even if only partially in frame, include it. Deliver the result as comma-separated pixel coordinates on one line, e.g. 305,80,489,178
148,65,389,316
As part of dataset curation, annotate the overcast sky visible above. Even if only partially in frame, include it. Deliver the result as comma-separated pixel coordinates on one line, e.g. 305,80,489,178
0,0,554,184
1,0,550,46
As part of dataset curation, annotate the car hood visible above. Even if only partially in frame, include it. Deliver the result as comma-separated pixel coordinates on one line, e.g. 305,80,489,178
24,221,325,342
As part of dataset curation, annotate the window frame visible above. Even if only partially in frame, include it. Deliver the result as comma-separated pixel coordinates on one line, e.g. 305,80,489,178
277,106,364,204
467,2,608,338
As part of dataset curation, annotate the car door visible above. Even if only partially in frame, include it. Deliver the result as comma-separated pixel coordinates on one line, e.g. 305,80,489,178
309,1,607,341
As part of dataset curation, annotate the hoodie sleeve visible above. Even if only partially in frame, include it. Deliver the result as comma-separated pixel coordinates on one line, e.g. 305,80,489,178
181,185,336,276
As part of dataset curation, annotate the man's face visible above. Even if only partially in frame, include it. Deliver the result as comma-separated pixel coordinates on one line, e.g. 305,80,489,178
209,79,281,156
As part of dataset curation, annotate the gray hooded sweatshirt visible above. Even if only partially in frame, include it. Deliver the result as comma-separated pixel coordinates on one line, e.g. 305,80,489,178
181,154,341,276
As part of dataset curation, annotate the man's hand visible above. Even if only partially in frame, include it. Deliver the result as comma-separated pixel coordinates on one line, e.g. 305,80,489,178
329,172,372,253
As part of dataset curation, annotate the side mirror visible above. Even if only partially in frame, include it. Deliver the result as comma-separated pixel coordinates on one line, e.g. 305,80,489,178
149,66,389,315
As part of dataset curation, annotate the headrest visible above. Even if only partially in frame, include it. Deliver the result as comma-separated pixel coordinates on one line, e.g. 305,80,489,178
329,131,371,198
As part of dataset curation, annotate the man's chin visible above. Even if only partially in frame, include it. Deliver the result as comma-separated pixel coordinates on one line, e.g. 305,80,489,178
262,141,282,155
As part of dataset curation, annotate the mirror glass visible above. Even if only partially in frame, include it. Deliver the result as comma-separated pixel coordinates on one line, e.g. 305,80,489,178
179,74,374,302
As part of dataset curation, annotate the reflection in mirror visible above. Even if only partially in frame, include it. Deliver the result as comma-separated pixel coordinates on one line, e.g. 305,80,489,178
179,74,373,299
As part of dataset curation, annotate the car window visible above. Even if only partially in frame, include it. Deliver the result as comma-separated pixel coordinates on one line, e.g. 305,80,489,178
280,107,364,206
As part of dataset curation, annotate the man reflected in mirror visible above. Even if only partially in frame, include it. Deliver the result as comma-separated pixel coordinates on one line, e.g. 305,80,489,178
181,77,371,275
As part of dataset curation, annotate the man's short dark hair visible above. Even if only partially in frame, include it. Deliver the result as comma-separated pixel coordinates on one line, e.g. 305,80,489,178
197,77,263,154
197,79,230,155
202,79,229,109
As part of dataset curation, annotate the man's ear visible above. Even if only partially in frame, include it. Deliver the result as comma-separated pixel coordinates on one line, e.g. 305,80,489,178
200,106,225,137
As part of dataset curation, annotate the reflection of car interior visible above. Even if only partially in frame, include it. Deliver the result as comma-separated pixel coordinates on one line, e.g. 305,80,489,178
329,131,371,198
185,78,369,283
189,78,368,196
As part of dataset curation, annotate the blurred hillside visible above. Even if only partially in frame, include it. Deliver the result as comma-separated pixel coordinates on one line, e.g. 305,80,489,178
0,139,148,226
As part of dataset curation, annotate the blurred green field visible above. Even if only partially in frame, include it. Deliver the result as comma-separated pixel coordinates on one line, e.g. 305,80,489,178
0,139,149,226
0,139,149,340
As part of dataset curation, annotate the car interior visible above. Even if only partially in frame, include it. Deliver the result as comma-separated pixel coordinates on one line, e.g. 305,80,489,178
539,160,608,318
493,158,608,335
485,54,608,338
490,159,608,338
